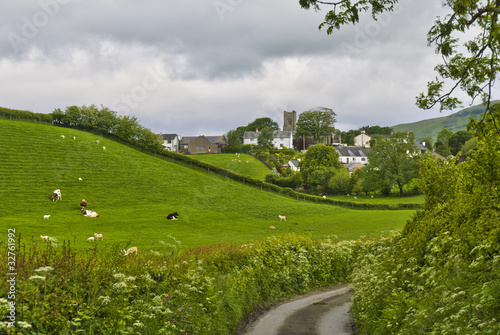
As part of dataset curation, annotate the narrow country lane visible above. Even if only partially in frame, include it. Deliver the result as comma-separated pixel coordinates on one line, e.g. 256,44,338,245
239,285,355,335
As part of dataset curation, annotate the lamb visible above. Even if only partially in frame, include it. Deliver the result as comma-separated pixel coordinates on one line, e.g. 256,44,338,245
51,189,61,201
87,236,95,242
78,177,83,181
73,136,76,140
269,226,276,229
94,233,103,240
278,215,286,221
102,146,106,150
60,135,65,139
40,235,49,241
121,247,138,256
95,140,99,145
43,215,50,219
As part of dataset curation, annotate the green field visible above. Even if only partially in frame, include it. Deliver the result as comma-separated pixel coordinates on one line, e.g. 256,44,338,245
0,119,416,251
192,153,271,180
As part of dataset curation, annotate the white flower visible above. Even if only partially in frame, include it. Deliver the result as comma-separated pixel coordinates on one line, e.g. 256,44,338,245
29,275,46,281
34,266,54,273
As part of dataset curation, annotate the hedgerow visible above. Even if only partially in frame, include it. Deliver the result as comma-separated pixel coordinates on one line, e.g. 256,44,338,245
0,234,374,334
350,111,500,334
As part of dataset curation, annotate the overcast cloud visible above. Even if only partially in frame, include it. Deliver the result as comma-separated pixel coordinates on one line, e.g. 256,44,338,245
1,0,481,136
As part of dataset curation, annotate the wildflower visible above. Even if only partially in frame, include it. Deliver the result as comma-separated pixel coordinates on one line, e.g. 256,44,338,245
113,273,126,280
34,266,54,273
112,282,127,290
17,321,32,329
124,276,136,282
98,296,111,305
29,275,46,281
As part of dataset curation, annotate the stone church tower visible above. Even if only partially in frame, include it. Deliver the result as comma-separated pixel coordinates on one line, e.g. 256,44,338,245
283,110,297,132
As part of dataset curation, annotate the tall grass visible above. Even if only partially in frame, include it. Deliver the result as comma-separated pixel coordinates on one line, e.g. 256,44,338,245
0,234,379,334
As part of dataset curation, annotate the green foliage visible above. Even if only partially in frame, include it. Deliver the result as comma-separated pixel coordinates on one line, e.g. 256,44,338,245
364,132,420,196
295,107,337,143
0,234,373,334
449,130,473,156
299,144,343,191
257,128,274,149
245,117,279,132
351,114,500,334
328,168,352,195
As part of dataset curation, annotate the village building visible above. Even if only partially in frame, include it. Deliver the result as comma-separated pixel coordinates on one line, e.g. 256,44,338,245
159,133,180,152
180,135,226,154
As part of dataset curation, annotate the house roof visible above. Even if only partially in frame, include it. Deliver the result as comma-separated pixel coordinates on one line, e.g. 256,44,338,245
335,146,370,157
243,130,294,140
159,134,179,141
180,135,225,144
416,143,429,151
345,162,366,173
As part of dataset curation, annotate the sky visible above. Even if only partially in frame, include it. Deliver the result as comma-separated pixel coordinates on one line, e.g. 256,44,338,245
1,0,481,137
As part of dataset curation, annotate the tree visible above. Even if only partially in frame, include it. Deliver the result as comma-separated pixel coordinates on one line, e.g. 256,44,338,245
299,0,500,134
223,129,242,147
448,130,473,155
257,128,274,149
363,132,420,196
299,144,343,192
296,107,337,143
434,128,454,156
246,117,279,132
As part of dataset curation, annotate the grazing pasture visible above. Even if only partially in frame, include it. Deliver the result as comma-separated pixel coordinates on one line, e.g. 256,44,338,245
192,153,271,180
0,119,416,251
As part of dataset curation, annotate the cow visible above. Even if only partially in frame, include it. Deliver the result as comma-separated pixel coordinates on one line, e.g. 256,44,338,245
51,189,61,201
167,212,179,220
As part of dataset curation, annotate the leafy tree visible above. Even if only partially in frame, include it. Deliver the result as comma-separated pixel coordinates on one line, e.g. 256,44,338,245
223,129,242,147
257,128,274,149
364,132,420,196
299,0,500,133
421,136,434,151
360,125,393,135
448,130,473,155
246,117,279,131
434,128,454,156
328,168,351,194
296,107,337,143
299,144,343,192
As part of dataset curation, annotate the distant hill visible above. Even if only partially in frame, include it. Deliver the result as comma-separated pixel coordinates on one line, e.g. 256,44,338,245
391,101,498,142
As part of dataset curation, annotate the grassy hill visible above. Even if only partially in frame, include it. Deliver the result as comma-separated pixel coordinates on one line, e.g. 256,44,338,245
391,101,498,141
191,153,271,180
0,119,417,251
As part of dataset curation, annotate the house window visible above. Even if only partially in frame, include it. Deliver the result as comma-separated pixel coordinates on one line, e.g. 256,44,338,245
361,158,366,161
201,146,205,150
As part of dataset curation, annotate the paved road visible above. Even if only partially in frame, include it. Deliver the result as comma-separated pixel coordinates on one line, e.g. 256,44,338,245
240,285,354,335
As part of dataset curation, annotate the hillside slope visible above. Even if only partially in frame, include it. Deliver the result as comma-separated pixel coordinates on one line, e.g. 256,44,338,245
0,119,415,250
392,101,498,141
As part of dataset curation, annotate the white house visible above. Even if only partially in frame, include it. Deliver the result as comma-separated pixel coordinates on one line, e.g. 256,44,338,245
335,146,370,164
243,130,294,149
159,133,180,152
354,131,371,147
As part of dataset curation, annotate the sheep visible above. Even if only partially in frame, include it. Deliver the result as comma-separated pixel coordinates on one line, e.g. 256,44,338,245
40,235,49,241
51,189,61,201
60,135,65,139
102,146,106,150
371,195,374,198
354,197,357,199
323,196,326,199
87,236,95,242
43,215,50,219
122,247,138,256
94,233,103,240
81,208,99,217
78,177,82,181
95,140,99,145
269,226,276,229
73,136,76,140
278,215,286,221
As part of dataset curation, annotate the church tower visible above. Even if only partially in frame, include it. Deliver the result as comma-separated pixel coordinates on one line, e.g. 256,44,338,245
283,110,297,132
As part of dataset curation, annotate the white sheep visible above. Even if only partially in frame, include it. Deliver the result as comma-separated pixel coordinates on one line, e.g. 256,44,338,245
60,135,65,139
87,236,95,242
43,215,50,219
78,177,82,181
40,235,49,241
323,196,326,199
94,233,103,240
121,247,137,256
95,140,99,145
102,146,106,150
73,136,76,140
278,215,286,221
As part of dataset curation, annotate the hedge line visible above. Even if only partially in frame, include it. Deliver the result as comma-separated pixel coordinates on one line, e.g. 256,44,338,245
0,107,53,123
157,149,421,210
